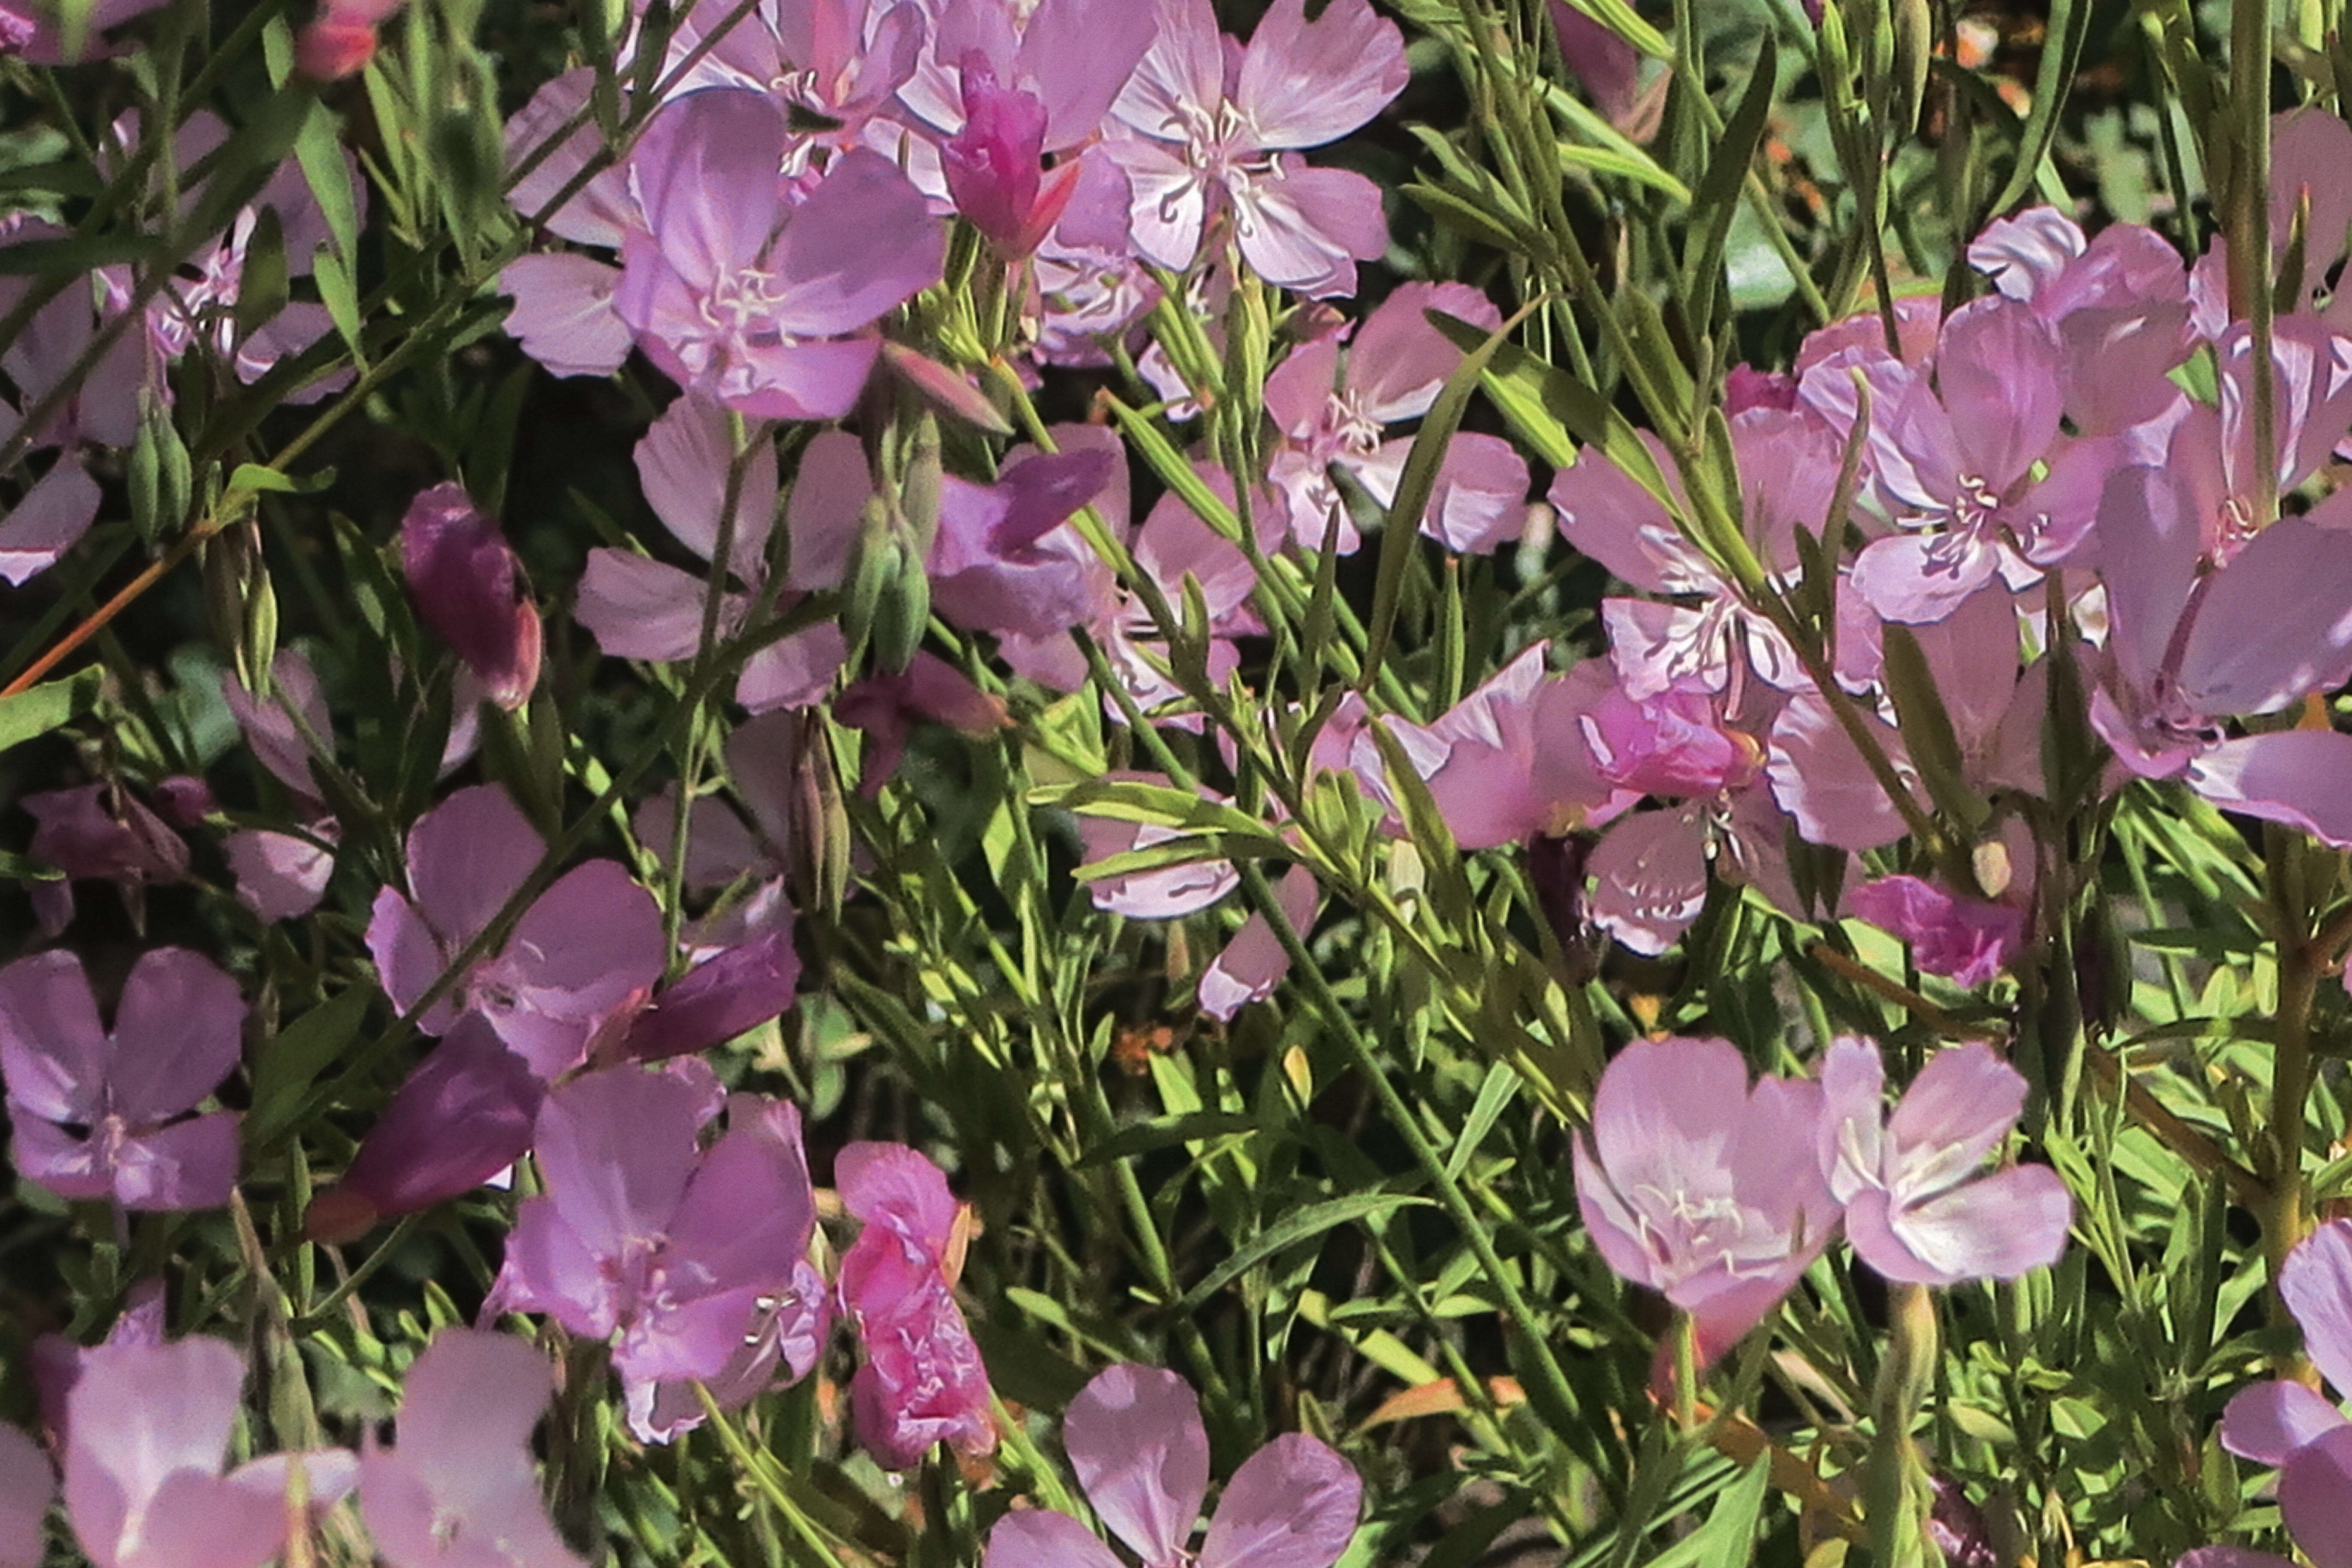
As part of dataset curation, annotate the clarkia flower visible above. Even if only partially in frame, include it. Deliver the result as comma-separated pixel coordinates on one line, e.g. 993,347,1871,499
364,784,665,1080
488,1068,827,1442
0,948,244,1212
358,1328,585,1568
1263,283,1527,554
1103,0,1405,297
1816,1038,2070,1286
982,1363,1360,1568
1573,1036,1839,1370
19,781,188,935
63,1336,355,1568
612,90,943,420
837,1142,996,1469
0,1423,49,1568
2219,1219,2352,1568
1846,875,2027,990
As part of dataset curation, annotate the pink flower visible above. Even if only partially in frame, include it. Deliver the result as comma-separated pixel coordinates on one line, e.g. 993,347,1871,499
0,949,244,1211
613,91,943,420
400,483,542,711
1263,284,1527,553
1573,1037,1838,1369
982,1363,1360,1568
19,781,188,936
2220,1220,2352,1568
488,1069,827,1442
837,1143,995,1469
1103,0,1404,296
2088,464,2352,850
358,1328,584,1568
1816,1038,2071,1286
63,1337,355,1568
364,785,665,1079
0,1423,49,1568
575,396,849,713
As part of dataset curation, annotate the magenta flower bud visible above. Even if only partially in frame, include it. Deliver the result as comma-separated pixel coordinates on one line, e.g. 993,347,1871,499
1847,875,2026,990
622,931,801,1064
150,775,217,826
399,482,542,711
1581,683,1762,798
942,58,1079,259
1724,363,1798,414
311,1014,543,1243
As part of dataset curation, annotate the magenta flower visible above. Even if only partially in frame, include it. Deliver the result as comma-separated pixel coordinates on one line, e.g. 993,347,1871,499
1573,1037,1839,1369
63,1336,355,1568
837,1143,996,1470
0,1423,49,1568
365,785,665,1080
983,1363,1360,1568
613,90,943,420
1103,0,1405,296
489,1068,827,1442
358,1328,584,1568
1817,1038,2070,1286
401,483,542,712
0,948,244,1212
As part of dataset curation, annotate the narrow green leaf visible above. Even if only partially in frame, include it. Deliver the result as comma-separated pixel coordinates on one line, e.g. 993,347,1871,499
0,668,103,753
247,987,374,1148
1175,1192,1431,1314
1364,298,1543,685
1077,1110,1258,1168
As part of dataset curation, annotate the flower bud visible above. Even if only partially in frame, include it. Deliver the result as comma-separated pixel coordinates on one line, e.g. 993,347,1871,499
399,481,542,710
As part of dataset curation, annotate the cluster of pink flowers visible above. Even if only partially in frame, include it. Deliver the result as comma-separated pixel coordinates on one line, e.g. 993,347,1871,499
1574,1034,2070,1373
0,1320,579,1568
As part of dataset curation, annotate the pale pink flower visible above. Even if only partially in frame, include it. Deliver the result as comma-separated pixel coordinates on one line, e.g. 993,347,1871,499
364,785,665,1079
1816,1038,2071,1286
489,1069,827,1442
2220,1220,2352,1568
984,1363,1358,1568
358,1329,584,1568
1103,0,1404,296
1573,1037,1838,1368
63,1337,355,1568
613,91,943,420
